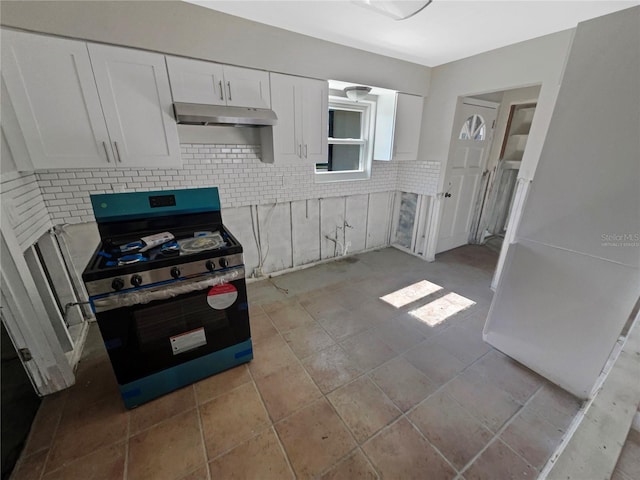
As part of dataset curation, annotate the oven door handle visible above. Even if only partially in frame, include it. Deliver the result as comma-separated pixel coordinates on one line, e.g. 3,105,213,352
91,268,244,313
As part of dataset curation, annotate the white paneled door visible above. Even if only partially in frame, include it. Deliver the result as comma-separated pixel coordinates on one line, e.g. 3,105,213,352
437,101,497,253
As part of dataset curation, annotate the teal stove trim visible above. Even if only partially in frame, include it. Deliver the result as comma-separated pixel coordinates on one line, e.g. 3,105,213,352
117,338,253,409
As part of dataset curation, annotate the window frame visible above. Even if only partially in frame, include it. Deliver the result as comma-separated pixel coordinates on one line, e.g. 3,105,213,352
315,96,376,183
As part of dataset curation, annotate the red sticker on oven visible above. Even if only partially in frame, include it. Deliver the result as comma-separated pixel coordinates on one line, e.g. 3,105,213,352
207,283,238,310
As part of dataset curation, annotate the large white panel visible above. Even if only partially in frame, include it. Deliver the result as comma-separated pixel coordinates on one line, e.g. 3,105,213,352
484,240,639,398
291,199,320,266
320,197,346,259
486,8,640,399
345,194,368,254
516,9,640,267
258,203,292,273
221,206,260,277
366,192,392,249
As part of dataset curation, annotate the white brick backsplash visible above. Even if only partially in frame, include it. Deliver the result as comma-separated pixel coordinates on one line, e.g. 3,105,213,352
396,161,441,195
35,144,442,224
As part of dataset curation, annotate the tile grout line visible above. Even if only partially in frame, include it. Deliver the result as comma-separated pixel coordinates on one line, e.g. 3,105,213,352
258,300,384,477
402,409,463,476
243,364,297,479
457,383,546,477
123,408,131,480
36,393,69,480
250,270,497,476
193,384,212,480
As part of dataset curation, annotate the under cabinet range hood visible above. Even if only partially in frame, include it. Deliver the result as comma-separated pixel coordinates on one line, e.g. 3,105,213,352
173,102,277,127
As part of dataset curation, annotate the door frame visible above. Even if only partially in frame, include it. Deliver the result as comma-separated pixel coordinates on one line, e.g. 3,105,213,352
434,97,499,254
0,207,75,396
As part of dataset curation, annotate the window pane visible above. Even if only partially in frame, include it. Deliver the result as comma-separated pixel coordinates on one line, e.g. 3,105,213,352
329,109,362,139
459,114,486,141
316,144,361,172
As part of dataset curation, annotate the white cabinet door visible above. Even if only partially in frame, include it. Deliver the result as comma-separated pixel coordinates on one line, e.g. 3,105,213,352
1,30,113,169
167,56,270,109
270,73,301,163
223,66,271,109
300,77,328,164
166,56,225,105
89,44,181,168
393,93,424,161
270,73,327,164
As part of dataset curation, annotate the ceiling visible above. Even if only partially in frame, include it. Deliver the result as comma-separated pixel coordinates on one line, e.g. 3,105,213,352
185,0,638,67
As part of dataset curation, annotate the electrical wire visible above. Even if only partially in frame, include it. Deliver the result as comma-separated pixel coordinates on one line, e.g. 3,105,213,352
249,205,262,276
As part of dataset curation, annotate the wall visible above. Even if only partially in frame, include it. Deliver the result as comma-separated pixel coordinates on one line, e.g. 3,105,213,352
1,130,17,174
34,143,441,276
35,144,410,275
417,28,574,263
420,29,574,182
396,161,440,196
0,0,430,96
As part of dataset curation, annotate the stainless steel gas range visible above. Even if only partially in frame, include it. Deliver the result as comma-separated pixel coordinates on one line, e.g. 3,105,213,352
82,187,252,409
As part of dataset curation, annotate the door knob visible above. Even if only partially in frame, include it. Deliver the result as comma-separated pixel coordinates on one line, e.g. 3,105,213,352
444,193,452,198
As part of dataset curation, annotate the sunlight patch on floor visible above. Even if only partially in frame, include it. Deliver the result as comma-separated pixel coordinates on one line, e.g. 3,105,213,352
379,280,443,308
408,292,476,327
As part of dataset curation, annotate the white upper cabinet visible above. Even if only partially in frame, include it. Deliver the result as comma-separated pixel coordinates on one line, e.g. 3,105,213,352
270,73,327,163
223,65,270,109
1,30,112,169
166,56,271,109
88,44,181,168
393,93,424,161
1,30,181,169
165,56,225,105
300,78,328,163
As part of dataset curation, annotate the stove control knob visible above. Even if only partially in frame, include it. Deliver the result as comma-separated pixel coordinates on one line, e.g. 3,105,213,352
170,267,181,279
219,257,228,268
205,260,215,271
131,274,143,287
111,278,124,291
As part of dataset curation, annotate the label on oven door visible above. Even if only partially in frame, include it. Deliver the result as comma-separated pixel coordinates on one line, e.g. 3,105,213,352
170,328,207,355
207,283,238,310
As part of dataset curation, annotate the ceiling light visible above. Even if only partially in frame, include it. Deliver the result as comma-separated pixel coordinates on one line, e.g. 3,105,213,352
344,86,372,101
352,0,433,20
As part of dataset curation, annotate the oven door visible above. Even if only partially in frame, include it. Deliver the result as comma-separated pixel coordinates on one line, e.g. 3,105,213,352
92,271,250,386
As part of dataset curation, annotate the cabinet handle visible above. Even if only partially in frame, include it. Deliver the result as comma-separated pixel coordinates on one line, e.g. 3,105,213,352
102,141,111,163
298,144,302,158
114,141,122,163
227,81,232,101
304,144,308,158
218,80,224,101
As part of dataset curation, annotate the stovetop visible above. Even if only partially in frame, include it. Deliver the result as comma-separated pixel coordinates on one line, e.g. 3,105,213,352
82,187,246,298
89,226,238,270
82,224,244,297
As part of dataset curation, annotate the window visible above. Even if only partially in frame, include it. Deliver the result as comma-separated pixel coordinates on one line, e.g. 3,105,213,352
315,97,375,182
459,114,486,141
